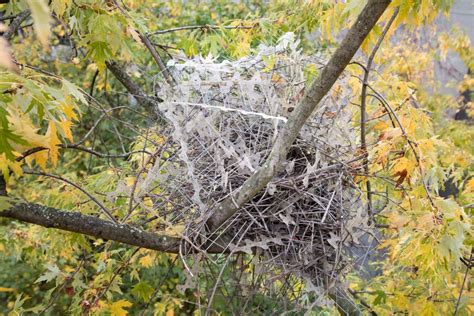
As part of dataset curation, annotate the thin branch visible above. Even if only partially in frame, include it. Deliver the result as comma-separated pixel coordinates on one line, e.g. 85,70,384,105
366,84,438,210
454,247,473,315
0,14,21,22
24,170,117,222
111,0,174,85
206,0,392,232
148,23,256,36
16,144,149,162
360,8,399,223
63,144,150,158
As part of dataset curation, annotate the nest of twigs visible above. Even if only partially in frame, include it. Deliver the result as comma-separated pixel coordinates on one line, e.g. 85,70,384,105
145,34,370,307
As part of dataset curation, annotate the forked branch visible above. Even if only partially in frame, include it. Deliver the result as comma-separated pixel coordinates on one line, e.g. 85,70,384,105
207,0,392,231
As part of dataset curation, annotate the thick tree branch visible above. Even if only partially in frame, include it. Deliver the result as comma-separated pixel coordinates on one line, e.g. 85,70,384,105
0,203,187,253
148,23,255,36
2,10,30,41
207,0,392,231
106,60,160,111
139,33,175,86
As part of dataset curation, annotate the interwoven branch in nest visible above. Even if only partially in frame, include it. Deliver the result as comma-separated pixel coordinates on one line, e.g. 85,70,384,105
137,34,372,303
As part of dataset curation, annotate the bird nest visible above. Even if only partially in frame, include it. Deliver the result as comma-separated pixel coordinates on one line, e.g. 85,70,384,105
145,34,370,308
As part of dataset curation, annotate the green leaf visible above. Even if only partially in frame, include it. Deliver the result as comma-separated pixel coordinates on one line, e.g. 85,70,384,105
62,79,87,104
35,264,61,284
131,281,154,301
0,120,29,160
373,290,387,305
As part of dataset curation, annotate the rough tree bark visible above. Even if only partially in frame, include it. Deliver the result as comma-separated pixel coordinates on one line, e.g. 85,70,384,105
106,60,160,110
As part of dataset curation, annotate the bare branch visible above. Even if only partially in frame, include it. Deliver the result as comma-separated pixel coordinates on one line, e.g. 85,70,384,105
207,0,392,231
2,10,30,41
106,60,159,111
148,23,256,36
24,170,117,222
16,145,150,162
140,33,175,85
360,7,399,223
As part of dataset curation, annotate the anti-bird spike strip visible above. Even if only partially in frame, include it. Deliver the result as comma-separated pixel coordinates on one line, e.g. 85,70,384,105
137,34,372,307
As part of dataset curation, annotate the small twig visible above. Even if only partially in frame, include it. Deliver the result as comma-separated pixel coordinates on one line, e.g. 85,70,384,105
40,257,86,313
16,144,150,162
148,23,256,36
454,247,473,315
111,0,174,85
89,69,99,97
359,8,398,224
23,170,117,222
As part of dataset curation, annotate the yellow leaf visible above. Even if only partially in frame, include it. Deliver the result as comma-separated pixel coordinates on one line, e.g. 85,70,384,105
165,224,185,237
143,197,153,208
51,0,71,17
380,127,402,140
27,0,52,48
373,121,389,131
46,122,61,166
125,176,136,187
59,119,74,142
127,26,142,45
0,287,14,292
6,109,49,150
392,157,416,177
139,254,154,268
109,300,132,316
465,178,474,193
0,154,23,182
27,150,48,170
61,100,78,121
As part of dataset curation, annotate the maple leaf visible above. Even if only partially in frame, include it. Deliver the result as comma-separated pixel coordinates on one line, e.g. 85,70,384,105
138,254,154,268
35,264,61,284
27,150,48,171
46,122,61,166
393,169,408,188
109,300,132,316
59,119,74,142
392,157,416,179
131,281,154,301
61,100,79,121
